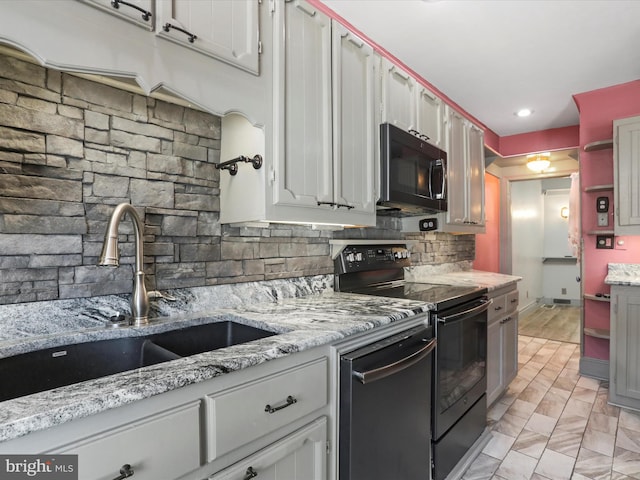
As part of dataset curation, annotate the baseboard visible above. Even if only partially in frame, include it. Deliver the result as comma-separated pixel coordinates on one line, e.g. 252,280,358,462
518,301,539,319
579,356,609,381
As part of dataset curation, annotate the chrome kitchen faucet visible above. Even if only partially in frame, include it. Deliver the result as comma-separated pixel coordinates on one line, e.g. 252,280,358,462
98,203,150,325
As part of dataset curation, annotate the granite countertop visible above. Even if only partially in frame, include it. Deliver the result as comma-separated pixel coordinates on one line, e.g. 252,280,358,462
605,263,640,286
406,262,522,290
0,288,432,444
0,267,521,444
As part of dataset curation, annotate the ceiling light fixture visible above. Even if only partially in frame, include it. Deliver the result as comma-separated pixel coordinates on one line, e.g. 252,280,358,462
526,152,551,172
516,108,533,117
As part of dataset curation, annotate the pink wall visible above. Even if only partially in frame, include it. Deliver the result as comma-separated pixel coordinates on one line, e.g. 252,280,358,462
573,79,640,361
474,173,500,272
499,125,580,157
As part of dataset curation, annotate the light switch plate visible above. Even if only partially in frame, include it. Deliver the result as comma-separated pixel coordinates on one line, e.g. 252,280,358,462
597,212,609,226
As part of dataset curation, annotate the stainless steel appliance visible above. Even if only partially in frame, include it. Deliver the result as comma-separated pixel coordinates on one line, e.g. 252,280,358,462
378,123,447,215
335,244,489,480
340,323,436,480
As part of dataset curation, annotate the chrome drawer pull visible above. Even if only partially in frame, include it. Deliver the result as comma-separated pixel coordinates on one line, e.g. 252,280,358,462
265,395,297,414
112,464,134,480
243,467,258,480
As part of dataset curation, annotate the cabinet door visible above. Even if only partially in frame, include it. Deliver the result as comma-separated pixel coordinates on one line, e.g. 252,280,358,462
501,314,518,388
272,0,333,209
210,418,327,480
81,0,154,29
380,58,416,132
445,108,468,225
486,318,503,406
332,22,376,216
467,122,486,227
610,288,640,408
416,85,444,147
55,402,201,480
615,116,640,234
156,0,260,74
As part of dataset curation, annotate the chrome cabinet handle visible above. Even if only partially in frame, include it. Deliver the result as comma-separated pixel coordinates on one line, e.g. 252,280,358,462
494,305,503,311
243,467,258,480
511,298,518,303
112,464,134,480
265,395,297,414
500,317,513,324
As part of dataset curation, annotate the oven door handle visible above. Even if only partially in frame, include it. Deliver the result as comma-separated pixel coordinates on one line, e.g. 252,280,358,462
353,337,436,384
437,298,493,324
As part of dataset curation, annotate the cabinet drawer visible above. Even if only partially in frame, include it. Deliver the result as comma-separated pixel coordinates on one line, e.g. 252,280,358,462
56,401,201,480
205,357,328,462
505,290,519,315
488,294,507,324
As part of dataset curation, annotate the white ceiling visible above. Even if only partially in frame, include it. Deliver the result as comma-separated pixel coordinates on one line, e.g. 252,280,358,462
320,0,640,138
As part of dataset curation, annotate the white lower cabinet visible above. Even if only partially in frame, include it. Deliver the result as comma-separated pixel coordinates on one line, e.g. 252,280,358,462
209,417,327,480
205,358,328,462
486,285,519,406
55,401,202,480
609,285,640,410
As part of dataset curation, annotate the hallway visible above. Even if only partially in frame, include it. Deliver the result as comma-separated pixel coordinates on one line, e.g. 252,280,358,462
462,335,640,479
518,304,581,344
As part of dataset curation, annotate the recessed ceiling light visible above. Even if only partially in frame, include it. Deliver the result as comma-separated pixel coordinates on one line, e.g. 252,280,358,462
516,108,533,118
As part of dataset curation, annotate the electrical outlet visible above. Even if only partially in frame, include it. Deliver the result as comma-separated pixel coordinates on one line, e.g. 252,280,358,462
597,212,608,226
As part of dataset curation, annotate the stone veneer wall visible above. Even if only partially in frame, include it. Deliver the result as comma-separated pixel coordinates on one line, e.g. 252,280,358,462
0,53,474,305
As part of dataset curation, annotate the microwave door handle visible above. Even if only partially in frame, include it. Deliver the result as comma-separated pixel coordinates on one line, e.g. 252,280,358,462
428,161,434,198
440,162,446,200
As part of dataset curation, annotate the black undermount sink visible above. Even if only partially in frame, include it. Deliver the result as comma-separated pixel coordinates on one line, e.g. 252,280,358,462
0,321,276,402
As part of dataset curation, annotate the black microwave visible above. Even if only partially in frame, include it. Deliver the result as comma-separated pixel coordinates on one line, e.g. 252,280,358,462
378,123,447,214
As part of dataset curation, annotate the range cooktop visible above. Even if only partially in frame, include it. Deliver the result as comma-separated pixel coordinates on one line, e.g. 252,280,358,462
349,282,486,311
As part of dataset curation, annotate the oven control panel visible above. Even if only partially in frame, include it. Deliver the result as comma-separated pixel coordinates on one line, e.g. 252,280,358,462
335,244,411,273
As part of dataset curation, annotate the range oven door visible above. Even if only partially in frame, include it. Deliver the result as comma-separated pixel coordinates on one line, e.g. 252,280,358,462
340,324,436,480
432,297,490,441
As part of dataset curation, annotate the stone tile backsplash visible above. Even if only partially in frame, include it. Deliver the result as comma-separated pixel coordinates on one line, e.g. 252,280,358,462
0,52,474,305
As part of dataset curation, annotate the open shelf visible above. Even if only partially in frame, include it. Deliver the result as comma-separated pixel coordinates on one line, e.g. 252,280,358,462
584,184,614,192
586,230,614,235
584,293,611,302
584,139,614,152
584,327,610,339
543,257,577,264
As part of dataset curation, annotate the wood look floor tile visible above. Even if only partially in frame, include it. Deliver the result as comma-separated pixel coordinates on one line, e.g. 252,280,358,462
588,411,619,436
534,448,576,480
613,446,640,478
616,427,640,454
619,410,640,433
511,428,549,459
461,453,501,480
574,447,614,480
495,450,538,480
482,431,517,460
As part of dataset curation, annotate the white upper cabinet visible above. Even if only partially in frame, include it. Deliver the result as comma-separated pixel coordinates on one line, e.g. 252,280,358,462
380,58,417,132
81,0,155,29
440,106,485,233
156,0,260,75
416,85,444,148
332,21,376,216
614,115,640,235
219,0,376,226
272,0,334,210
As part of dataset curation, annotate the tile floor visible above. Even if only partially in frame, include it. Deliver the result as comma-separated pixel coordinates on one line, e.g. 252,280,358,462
461,335,640,480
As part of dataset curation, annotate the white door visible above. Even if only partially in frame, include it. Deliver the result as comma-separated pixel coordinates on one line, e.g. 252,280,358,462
272,0,333,209
615,116,640,232
156,0,260,74
82,0,154,29
467,122,486,228
445,109,468,225
332,22,376,217
416,85,443,147
380,58,416,132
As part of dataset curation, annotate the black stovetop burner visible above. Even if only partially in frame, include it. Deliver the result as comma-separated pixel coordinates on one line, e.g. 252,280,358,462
348,282,486,311
334,243,486,310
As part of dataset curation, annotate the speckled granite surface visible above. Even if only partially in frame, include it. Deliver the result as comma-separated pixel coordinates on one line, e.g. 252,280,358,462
406,262,522,290
0,277,431,444
605,263,640,286
0,267,519,445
